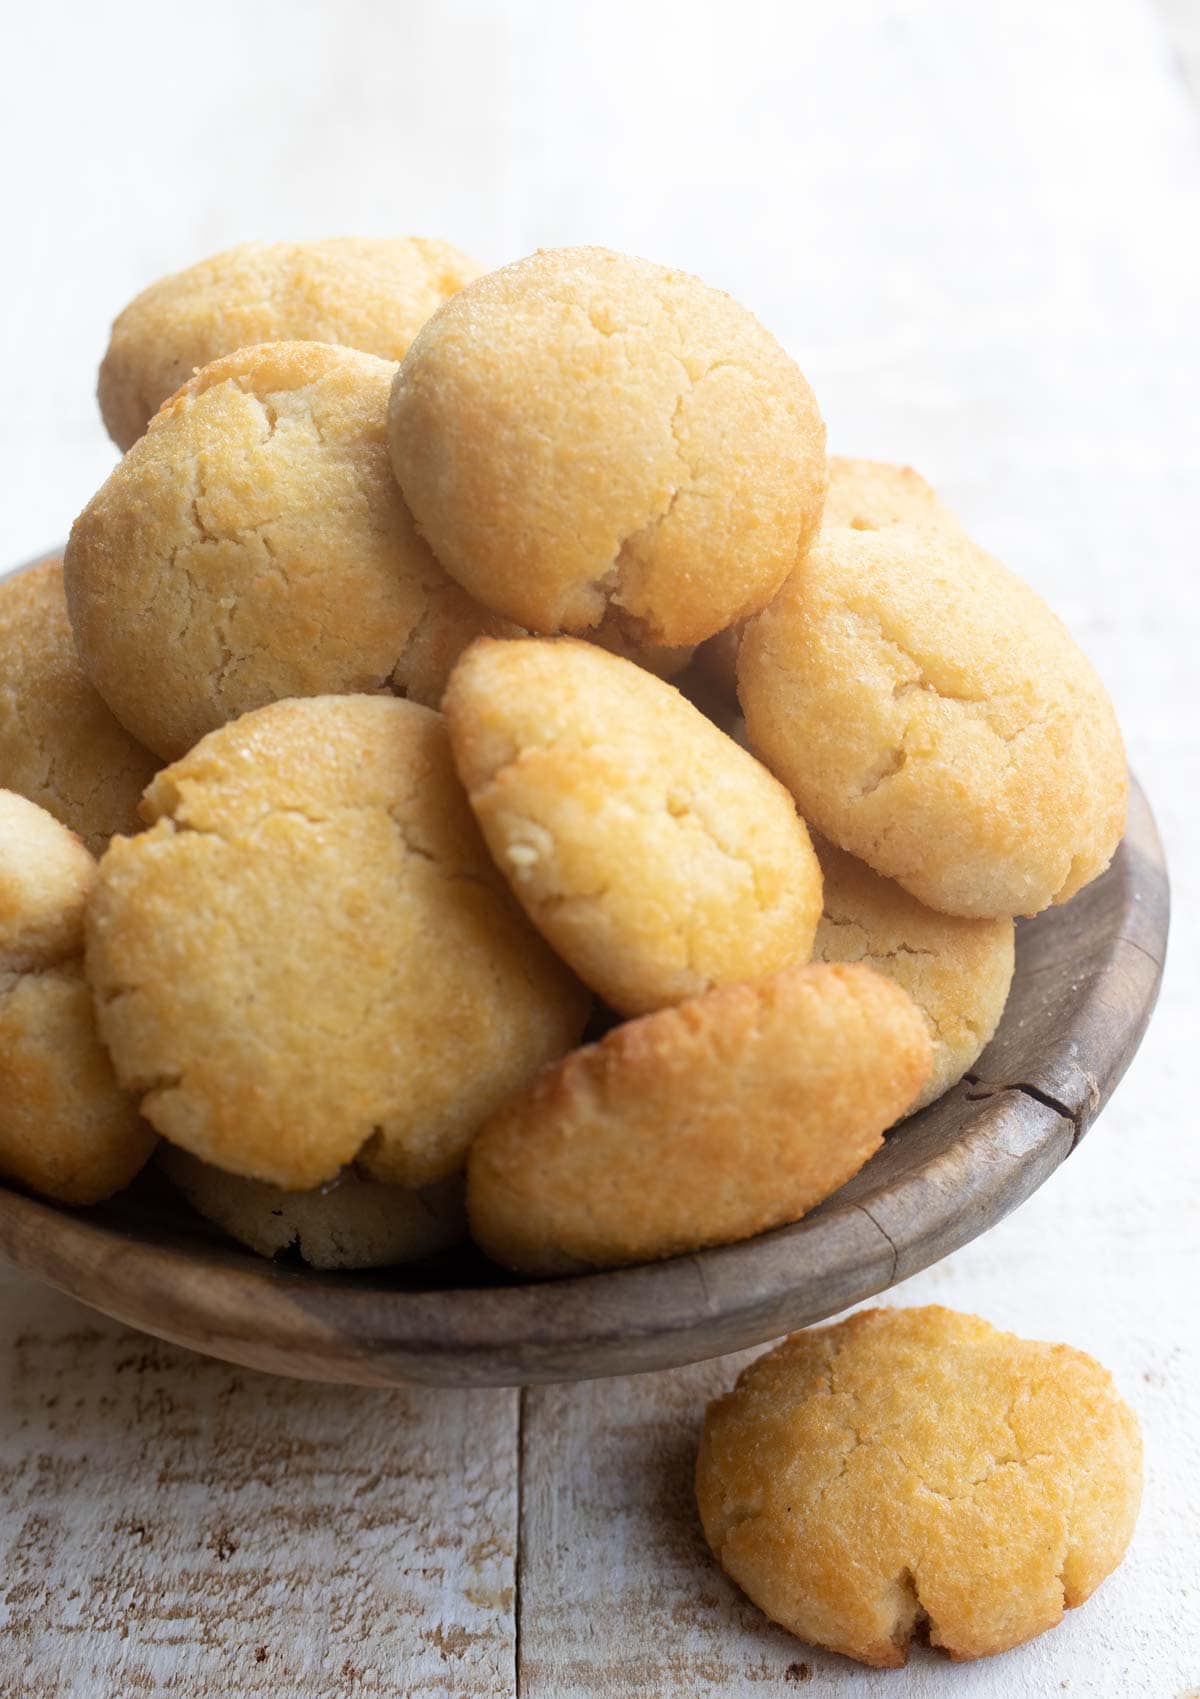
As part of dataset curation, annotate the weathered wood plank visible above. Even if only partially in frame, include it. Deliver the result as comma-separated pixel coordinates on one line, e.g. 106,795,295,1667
0,1269,519,1699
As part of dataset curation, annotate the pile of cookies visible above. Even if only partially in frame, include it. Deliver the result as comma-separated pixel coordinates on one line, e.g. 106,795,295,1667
0,237,1126,1274
0,236,1140,1669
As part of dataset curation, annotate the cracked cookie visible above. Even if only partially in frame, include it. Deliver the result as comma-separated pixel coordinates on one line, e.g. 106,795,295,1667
737,525,1127,918
98,236,482,451
443,636,823,1016
696,1305,1142,1666
0,790,155,1202
66,341,513,761
388,245,827,647
159,1146,467,1270
0,558,159,853
86,695,590,1190
468,962,931,1273
691,454,960,705
813,838,1014,1110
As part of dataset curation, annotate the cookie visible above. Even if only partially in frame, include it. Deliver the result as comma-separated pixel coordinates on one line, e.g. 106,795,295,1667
813,838,1014,1109
98,236,482,450
0,790,154,1203
821,455,958,533
0,559,159,854
690,456,959,705
443,637,823,1016
737,525,1127,917
696,1306,1142,1666
159,1146,467,1270
468,963,931,1273
389,245,826,647
86,695,589,1191
67,341,514,762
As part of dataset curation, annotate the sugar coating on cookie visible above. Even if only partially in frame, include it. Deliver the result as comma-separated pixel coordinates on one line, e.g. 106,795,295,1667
86,696,589,1191
0,559,158,854
737,525,1127,918
468,963,931,1273
98,236,482,451
696,1306,1142,1666
159,1146,467,1270
444,637,823,1016
66,341,512,761
813,839,1014,1109
389,245,827,647
0,791,155,1203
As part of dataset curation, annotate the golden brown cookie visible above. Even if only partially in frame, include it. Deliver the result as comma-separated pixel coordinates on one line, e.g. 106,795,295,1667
688,455,957,705
66,341,512,761
86,695,589,1191
98,236,482,450
696,1306,1142,1666
813,838,1014,1109
444,637,823,1016
159,1147,467,1270
468,963,931,1273
0,790,154,1203
0,558,158,854
821,455,958,532
738,525,1127,918
389,245,826,647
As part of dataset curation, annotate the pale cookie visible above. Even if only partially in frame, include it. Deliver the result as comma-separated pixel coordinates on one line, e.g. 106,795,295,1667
389,245,826,647
66,341,512,761
98,236,482,450
813,838,1014,1109
696,1306,1142,1666
691,455,958,704
444,637,823,1017
0,791,154,1203
0,559,158,853
738,525,1127,918
86,696,589,1191
159,1146,467,1270
468,963,931,1274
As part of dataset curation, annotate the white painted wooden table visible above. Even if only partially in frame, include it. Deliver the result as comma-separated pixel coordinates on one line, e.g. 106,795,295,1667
1,2,1198,1693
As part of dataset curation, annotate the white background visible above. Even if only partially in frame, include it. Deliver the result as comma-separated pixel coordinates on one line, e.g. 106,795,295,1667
1,2,1198,1694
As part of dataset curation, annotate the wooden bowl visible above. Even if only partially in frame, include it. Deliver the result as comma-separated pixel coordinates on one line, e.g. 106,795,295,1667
0,556,1169,1385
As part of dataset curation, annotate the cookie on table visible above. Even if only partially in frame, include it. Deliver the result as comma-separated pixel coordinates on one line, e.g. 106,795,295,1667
66,341,513,762
696,1305,1142,1666
0,790,155,1204
86,695,589,1192
389,245,826,647
159,1147,467,1270
98,236,482,450
0,558,158,854
443,637,823,1017
468,963,931,1274
737,525,1127,918
691,455,960,705
813,838,1014,1110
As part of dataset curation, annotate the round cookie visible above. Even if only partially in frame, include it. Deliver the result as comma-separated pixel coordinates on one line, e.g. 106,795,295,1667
737,525,1127,918
813,838,1014,1110
86,695,590,1191
98,236,482,450
696,1305,1142,1666
443,636,824,1017
66,341,512,761
159,1147,467,1270
389,245,827,647
468,963,931,1274
821,455,958,533
0,790,155,1203
0,558,158,854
